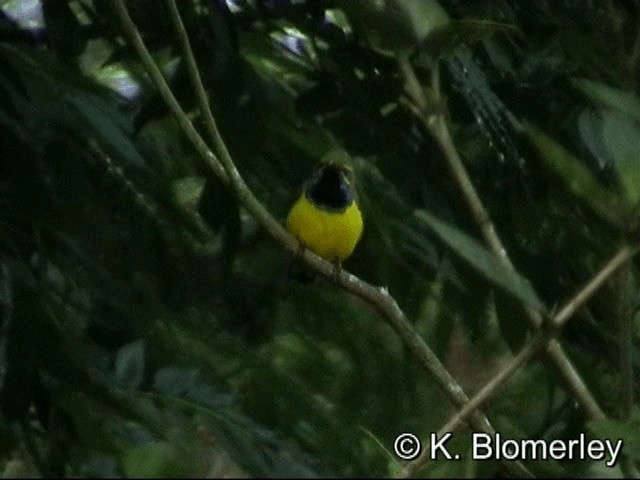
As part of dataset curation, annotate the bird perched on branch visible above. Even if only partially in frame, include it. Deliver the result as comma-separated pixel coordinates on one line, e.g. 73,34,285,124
287,159,363,277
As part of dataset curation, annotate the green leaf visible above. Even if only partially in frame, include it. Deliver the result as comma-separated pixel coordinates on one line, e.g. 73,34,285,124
78,38,114,75
415,209,547,313
153,367,199,397
572,78,640,124
342,0,450,55
577,109,610,170
356,428,401,477
114,339,146,389
588,416,640,461
601,110,640,206
66,90,146,168
524,123,630,227
574,81,640,206
122,441,190,478
172,176,206,212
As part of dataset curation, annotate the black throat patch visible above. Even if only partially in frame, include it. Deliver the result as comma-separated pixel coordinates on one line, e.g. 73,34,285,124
305,165,354,212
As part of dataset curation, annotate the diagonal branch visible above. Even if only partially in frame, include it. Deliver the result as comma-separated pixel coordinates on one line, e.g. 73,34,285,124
398,54,606,421
399,244,639,478
165,0,243,197
110,0,228,185
110,1,533,477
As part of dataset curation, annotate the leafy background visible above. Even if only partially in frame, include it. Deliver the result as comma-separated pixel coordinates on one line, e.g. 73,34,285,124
1,0,639,477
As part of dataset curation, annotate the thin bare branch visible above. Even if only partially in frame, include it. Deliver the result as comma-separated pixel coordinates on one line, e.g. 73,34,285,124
110,1,532,476
399,244,639,478
398,54,606,421
110,0,228,184
165,0,241,196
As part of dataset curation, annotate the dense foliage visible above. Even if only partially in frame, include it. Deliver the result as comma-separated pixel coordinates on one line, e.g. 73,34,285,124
1,0,639,477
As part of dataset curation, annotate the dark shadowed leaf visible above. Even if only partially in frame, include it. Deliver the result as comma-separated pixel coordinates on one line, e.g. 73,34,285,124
341,0,450,55
525,123,630,227
494,292,529,352
122,441,194,478
588,414,640,461
601,110,640,206
572,78,640,124
115,339,146,389
415,209,546,312
153,366,199,397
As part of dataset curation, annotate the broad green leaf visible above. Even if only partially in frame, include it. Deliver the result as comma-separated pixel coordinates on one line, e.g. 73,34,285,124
356,428,399,477
575,87,640,206
79,38,114,75
415,209,546,312
577,109,610,170
525,123,630,227
573,78,640,124
1,459,41,478
386,0,450,48
172,176,206,212
601,110,640,206
122,442,191,478
588,417,640,461
92,62,142,101
342,0,450,56
66,90,146,168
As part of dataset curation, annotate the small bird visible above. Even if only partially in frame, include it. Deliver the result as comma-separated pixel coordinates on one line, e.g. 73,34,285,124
286,161,364,274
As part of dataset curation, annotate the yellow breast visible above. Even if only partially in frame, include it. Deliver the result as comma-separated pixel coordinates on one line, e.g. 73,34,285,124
286,194,363,262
